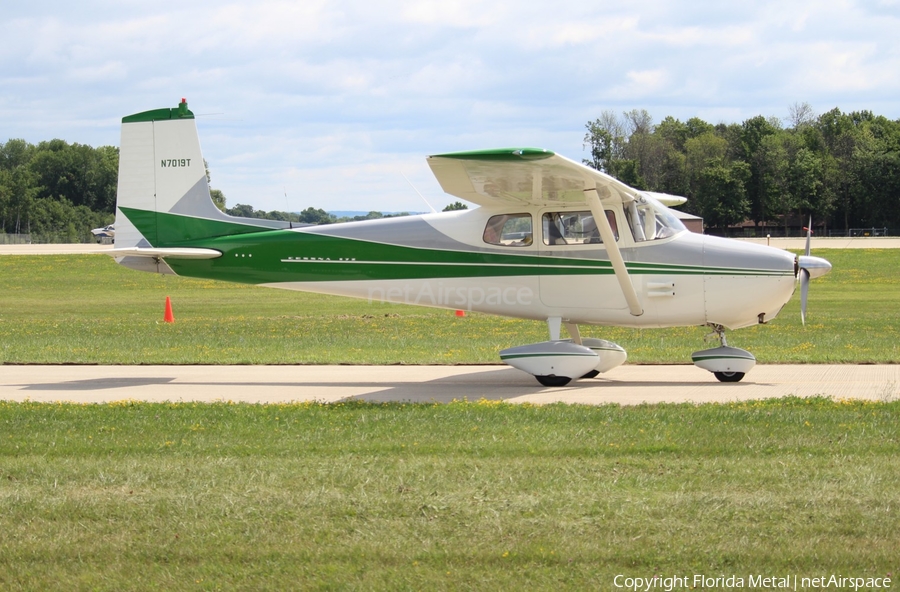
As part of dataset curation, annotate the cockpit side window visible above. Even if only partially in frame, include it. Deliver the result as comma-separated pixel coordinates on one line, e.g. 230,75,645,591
624,197,686,243
541,211,618,245
483,213,533,247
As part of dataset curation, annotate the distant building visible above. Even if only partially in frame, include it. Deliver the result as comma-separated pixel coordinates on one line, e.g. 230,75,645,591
672,210,703,234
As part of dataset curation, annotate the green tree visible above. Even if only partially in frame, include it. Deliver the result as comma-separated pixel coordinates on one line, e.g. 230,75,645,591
227,203,256,218
740,116,782,226
655,116,690,152
7,164,38,234
693,161,751,230
92,146,119,212
297,207,335,225
29,140,118,212
685,133,728,183
443,201,468,211
203,160,228,213
655,147,688,197
583,110,627,177
0,168,10,232
210,189,227,212
581,106,900,234
685,117,715,142
0,140,37,234
786,144,825,225
27,196,111,242
0,139,32,170
817,108,865,232
622,109,655,189
851,130,900,228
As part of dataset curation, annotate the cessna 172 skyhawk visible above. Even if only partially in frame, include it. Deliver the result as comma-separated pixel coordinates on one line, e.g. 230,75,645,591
109,100,832,386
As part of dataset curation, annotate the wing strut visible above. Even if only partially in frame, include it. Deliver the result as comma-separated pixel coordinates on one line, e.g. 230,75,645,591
584,186,643,316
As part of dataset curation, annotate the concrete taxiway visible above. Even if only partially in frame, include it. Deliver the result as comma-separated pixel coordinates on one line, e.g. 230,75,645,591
1,364,897,405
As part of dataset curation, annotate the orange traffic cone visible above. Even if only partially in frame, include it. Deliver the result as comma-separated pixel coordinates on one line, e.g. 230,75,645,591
164,296,175,323
455,310,465,317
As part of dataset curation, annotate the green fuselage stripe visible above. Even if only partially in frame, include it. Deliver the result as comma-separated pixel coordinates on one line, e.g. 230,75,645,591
500,353,596,360
120,208,794,285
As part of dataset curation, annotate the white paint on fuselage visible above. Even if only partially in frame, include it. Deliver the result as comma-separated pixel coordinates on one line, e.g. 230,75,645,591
269,204,798,330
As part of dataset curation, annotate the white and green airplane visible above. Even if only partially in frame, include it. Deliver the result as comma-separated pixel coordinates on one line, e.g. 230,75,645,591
109,100,832,386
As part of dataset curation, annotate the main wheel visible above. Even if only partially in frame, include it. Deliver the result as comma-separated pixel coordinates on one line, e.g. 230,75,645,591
714,371,745,383
580,370,600,379
535,375,572,387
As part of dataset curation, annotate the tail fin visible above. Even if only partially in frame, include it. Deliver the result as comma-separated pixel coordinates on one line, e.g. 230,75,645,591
114,99,289,250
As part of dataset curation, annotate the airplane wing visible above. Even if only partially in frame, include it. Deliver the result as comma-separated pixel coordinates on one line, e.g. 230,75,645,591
428,147,659,317
427,148,642,208
643,191,687,207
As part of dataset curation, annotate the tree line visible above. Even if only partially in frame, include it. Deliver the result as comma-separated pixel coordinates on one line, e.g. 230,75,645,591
0,139,117,242
222,201,466,223
222,204,417,225
2,104,897,241
583,104,900,234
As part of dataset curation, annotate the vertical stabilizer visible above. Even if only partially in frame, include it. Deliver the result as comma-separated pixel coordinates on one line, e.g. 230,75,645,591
114,99,288,250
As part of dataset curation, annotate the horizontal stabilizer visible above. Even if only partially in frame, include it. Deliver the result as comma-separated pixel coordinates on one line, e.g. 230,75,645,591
108,247,222,260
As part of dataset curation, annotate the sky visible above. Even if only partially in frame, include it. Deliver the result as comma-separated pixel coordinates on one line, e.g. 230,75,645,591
2,0,899,213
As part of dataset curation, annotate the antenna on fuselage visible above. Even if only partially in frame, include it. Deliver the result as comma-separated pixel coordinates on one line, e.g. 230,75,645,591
401,172,437,214
284,186,293,229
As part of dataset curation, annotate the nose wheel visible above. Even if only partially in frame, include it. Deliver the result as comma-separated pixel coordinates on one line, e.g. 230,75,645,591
692,324,755,382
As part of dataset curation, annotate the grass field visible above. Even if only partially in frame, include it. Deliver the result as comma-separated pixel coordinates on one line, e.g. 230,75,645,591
1,398,898,590
0,249,898,364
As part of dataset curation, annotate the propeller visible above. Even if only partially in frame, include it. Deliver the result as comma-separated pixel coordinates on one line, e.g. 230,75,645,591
796,216,832,324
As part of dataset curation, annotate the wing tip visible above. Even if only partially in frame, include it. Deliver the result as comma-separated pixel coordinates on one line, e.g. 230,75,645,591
428,148,555,162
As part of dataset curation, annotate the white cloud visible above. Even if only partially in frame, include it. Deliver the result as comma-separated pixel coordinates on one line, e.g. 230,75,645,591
605,69,670,101
400,0,508,28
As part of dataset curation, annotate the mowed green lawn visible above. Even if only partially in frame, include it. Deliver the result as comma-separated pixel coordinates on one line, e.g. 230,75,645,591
1,398,898,590
0,249,898,364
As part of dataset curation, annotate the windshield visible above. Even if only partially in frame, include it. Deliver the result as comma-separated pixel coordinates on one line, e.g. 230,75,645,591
624,195,686,242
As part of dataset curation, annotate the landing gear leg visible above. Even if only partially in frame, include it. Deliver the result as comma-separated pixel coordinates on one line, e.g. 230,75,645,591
691,323,755,382
705,325,743,382
707,323,728,347
562,321,627,377
565,322,600,378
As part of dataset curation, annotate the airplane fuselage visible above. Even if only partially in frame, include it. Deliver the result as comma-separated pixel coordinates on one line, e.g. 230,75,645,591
146,205,797,331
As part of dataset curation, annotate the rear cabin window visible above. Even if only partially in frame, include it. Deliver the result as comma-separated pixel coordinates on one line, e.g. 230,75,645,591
483,214,533,247
542,211,618,245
